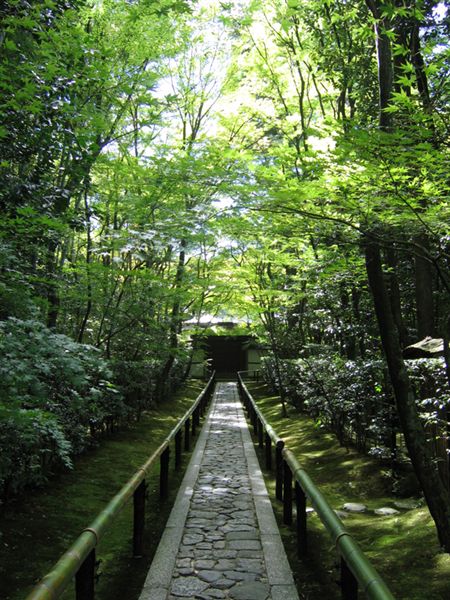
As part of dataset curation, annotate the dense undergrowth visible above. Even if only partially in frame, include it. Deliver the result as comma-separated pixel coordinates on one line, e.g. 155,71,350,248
0,380,204,600
246,381,450,600
261,354,450,493
0,318,187,506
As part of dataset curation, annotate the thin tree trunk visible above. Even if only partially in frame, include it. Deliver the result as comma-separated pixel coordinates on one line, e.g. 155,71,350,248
155,241,186,401
265,316,288,417
77,180,93,343
385,246,409,347
46,240,60,329
365,0,393,130
414,234,435,338
365,238,450,551
351,287,365,357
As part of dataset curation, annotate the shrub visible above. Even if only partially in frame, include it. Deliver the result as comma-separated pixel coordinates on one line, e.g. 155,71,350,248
261,353,395,454
112,359,160,419
262,353,450,470
0,407,72,501
0,318,124,503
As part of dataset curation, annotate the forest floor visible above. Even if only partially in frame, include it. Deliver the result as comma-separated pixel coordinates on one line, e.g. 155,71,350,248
246,381,450,600
3,379,450,600
0,380,205,600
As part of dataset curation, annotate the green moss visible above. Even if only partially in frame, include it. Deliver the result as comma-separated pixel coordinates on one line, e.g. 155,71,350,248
246,382,450,600
0,381,205,600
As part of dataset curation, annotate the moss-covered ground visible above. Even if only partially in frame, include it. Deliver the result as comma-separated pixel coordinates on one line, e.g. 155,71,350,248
4,379,450,600
0,381,205,600
246,382,450,600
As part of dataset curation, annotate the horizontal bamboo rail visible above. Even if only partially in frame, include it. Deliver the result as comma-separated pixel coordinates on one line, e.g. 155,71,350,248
26,372,216,600
237,372,395,600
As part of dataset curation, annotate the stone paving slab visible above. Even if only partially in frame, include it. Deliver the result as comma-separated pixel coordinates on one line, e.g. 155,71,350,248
139,382,299,600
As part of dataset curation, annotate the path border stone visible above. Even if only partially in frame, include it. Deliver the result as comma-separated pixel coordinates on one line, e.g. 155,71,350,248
236,387,298,595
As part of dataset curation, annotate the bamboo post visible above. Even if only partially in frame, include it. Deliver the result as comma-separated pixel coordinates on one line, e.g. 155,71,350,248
265,432,272,470
295,481,307,556
185,418,190,451
276,440,284,501
175,430,182,470
75,549,96,600
252,406,258,435
133,480,146,557
341,557,358,600
258,420,264,449
160,447,170,500
283,459,293,525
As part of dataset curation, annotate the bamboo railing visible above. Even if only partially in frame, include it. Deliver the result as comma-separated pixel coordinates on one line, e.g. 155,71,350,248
26,372,216,600
237,371,395,600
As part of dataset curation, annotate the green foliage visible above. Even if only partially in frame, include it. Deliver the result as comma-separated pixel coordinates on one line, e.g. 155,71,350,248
261,353,394,454
0,318,124,502
0,380,204,600
0,408,72,497
262,352,450,476
0,0,449,555
0,241,36,319
112,356,188,415
248,381,450,600
408,358,450,419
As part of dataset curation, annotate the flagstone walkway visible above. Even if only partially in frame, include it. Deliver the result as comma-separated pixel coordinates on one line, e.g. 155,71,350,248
139,382,299,600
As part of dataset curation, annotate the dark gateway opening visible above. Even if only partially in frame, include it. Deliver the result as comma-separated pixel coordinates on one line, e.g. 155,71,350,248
205,335,248,375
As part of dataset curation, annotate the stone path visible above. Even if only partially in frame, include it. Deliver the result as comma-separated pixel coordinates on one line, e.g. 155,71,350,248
139,382,299,600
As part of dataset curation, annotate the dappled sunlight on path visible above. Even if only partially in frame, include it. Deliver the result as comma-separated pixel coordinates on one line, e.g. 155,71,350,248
139,382,299,600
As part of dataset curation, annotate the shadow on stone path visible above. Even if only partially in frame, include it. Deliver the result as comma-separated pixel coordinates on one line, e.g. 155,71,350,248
139,382,299,600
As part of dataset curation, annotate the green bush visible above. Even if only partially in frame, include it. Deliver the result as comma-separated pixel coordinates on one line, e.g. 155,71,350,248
0,407,72,501
262,353,450,466
112,359,160,418
111,353,189,418
261,354,395,453
407,358,450,420
0,318,124,503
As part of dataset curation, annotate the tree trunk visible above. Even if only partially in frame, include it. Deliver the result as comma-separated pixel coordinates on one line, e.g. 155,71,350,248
414,234,435,338
340,286,356,359
365,238,450,551
385,246,409,347
77,180,93,343
155,241,186,401
365,0,393,130
266,324,288,417
46,241,60,329
351,287,365,357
